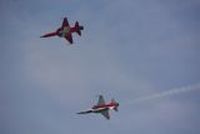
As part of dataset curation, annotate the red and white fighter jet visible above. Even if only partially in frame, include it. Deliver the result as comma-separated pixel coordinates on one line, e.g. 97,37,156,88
77,95,119,120
40,17,84,44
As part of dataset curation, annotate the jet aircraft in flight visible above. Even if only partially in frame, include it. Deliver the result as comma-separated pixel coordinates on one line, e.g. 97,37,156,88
40,17,84,44
77,95,119,120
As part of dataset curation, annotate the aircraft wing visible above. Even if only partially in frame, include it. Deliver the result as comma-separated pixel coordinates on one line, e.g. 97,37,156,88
65,34,73,44
77,110,92,114
62,17,69,28
101,109,110,120
97,95,105,105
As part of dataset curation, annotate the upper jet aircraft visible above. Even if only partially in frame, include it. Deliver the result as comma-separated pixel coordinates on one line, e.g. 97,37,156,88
77,95,119,120
40,17,84,44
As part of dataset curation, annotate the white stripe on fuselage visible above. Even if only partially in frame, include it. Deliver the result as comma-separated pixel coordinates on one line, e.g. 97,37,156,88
109,106,115,110
92,106,115,113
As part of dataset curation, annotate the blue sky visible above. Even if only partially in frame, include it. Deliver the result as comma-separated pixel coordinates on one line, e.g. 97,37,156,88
1,0,200,134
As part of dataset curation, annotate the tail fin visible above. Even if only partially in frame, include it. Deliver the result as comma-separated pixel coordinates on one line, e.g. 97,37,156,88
111,99,119,112
75,21,84,36
111,98,117,103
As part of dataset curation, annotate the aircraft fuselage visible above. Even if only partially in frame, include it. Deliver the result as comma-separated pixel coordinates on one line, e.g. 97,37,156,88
91,103,118,113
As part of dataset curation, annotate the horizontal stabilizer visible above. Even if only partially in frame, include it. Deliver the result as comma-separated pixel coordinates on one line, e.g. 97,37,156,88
114,107,118,112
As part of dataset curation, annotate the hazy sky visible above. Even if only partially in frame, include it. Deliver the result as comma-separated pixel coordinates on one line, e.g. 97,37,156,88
1,0,200,134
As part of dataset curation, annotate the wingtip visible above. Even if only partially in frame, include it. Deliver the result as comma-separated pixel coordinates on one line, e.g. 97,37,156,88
106,117,110,120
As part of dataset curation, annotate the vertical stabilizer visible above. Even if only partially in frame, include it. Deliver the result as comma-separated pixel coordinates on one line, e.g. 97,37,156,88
75,21,84,36
111,99,119,112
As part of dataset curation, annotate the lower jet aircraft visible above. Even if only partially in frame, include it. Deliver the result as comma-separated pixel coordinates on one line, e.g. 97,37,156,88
77,95,119,120
40,17,84,44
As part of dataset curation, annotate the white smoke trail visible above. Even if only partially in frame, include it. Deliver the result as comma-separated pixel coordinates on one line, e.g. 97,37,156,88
132,83,200,104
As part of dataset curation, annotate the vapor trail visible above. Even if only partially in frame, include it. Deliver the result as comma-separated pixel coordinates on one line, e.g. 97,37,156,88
132,83,200,104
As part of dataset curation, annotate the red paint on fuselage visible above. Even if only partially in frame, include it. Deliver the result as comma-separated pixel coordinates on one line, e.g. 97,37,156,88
92,102,119,110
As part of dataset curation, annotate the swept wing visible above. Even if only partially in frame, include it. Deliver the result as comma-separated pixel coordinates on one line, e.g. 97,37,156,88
97,95,105,105
65,34,73,44
101,109,110,120
62,17,69,28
